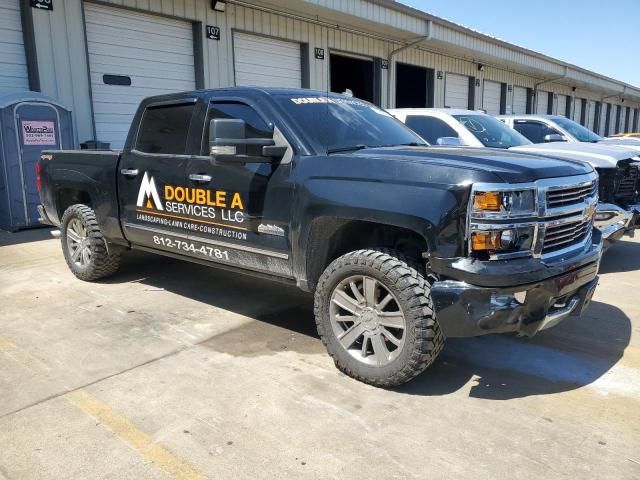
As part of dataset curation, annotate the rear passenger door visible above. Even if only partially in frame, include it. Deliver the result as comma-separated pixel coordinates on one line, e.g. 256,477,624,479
118,98,199,249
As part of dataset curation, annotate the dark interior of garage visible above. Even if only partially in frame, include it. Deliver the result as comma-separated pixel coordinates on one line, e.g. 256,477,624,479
330,54,374,103
395,63,434,108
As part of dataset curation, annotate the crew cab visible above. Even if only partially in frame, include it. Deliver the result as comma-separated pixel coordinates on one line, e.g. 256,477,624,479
389,108,639,245
38,88,602,387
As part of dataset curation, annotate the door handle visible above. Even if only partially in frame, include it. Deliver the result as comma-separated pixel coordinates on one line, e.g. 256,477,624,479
120,168,139,177
189,174,212,183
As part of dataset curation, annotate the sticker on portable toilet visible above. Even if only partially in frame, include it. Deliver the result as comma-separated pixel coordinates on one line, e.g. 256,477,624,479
21,120,56,145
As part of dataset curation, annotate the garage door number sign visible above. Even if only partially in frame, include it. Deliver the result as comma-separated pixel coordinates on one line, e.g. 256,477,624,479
206,26,221,40
30,0,53,10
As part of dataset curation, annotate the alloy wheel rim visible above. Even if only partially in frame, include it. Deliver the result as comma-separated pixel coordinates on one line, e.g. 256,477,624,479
329,275,406,366
66,218,91,268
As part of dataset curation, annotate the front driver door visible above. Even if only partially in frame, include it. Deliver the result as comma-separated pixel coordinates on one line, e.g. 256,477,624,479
181,99,294,277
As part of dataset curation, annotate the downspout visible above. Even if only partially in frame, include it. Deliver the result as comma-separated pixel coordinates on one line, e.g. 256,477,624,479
533,65,568,113
386,20,433,108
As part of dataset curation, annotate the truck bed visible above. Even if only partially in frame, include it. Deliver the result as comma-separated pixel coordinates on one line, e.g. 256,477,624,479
39,149,122,239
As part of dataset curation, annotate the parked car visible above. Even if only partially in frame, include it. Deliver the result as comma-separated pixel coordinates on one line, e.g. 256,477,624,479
389,108,640,246
497,114,640,151
602,134,640,146
38,88,601,387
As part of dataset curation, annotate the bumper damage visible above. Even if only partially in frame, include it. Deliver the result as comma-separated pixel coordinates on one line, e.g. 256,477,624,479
625,203,640,236
594,203,633,248
430,234,602,338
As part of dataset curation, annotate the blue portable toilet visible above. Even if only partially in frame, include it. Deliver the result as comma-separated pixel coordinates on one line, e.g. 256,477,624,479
0,92,73,231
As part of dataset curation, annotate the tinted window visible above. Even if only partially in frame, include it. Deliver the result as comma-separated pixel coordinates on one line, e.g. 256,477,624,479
552,117,602,142
405,116,458,144
512,121,559,144
274,95,426,152
452,114,531,148
136,103,195,154
202,102,272,155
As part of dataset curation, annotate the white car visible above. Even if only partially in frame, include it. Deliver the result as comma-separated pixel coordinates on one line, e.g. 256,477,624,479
498,114,640,150
388,108,640,245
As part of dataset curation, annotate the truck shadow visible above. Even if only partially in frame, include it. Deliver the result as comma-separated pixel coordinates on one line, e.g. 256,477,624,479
104,251,632,400
398,300,632,399
598,238,640,274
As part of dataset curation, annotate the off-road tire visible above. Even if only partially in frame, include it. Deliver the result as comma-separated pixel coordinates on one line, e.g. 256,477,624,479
314,249,445,387
60,204,121,281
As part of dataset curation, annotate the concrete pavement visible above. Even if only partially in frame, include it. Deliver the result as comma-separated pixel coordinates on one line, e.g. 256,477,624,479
0,228,638,479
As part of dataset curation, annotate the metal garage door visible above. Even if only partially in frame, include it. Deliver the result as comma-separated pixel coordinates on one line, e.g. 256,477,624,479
0,0,29,96
512,86,527,114
556,95,567,116
444,73,469,109
573,98,583,124
84,3,196,149
586,101,596,130
233,32,301,88
482,80,501,115
600,105,608,135
610,104,618,134
536,91,548,114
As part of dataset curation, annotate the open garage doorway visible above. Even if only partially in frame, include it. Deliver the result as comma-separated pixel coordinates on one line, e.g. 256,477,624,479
330,53,375,103
395,63,434,108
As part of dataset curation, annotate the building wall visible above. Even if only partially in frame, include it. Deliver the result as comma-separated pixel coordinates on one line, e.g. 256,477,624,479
24,0,640,144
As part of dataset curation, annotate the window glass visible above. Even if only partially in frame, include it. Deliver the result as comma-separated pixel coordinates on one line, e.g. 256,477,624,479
203,102,272,155
136,103,195,154
404,116,458,144
512,121,558,144
273,95,426,152
453,114,531,148
552,117,602,142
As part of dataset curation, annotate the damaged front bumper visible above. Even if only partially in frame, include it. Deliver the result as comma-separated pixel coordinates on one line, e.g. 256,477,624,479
625,203,640,236
430,231,602,338
594,203,633,247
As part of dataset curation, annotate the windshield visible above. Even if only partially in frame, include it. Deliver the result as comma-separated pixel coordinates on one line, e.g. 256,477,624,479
552,117,602,142
453,114,531,148
274,95,427,153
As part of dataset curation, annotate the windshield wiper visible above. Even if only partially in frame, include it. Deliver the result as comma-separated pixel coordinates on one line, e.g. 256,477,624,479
394,142,428,147
327,144,368,154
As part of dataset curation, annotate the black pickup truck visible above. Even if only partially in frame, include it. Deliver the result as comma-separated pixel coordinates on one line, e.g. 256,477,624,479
37,87,602,387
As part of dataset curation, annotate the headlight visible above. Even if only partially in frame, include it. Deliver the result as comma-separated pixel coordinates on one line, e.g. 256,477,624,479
472,189,536,218
468,183,538,259
470,225,535,254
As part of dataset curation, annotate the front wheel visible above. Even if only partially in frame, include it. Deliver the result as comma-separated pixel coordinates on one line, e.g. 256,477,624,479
314,249,444,387
60,204,121,281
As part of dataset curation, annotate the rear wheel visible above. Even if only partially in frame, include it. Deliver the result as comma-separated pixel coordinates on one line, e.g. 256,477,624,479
314,249,444,387
61,204,121,281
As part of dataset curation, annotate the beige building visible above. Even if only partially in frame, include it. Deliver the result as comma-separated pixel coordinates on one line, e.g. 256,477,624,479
1,0,639,148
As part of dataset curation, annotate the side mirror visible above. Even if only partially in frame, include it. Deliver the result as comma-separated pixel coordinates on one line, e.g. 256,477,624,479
436,136,462,146
543,133,566,143
209,118,285,163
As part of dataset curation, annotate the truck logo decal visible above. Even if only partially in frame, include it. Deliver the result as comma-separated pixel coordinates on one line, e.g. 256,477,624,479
136,172,164,211
134,171,249,240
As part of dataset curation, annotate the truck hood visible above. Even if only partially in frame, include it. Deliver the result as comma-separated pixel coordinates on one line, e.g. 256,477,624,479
599,138,640,147
353,146,592,183
510,142,640,168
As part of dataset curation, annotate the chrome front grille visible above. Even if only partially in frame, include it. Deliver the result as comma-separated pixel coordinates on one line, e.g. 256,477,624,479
542,217,593,254
546,181,597,209
539,176,598,257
